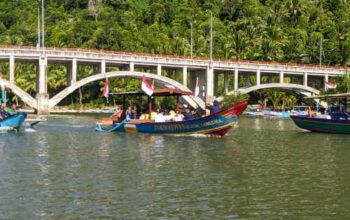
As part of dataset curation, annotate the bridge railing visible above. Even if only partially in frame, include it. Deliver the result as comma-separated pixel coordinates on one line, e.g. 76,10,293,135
0,45,349,72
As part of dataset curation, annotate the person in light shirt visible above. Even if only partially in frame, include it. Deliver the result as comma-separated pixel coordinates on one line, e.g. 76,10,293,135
155,109,166,122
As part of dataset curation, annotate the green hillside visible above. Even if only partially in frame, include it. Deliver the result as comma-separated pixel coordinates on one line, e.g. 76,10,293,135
1,0,349,65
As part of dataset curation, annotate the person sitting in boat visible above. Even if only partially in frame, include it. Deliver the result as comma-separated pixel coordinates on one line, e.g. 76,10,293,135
111,106,123,121
125,106,134,120
0,103,9,120
155,109,166,122
193,106,203,118
174,110,184,121
183,108,195,121
206,100,220,114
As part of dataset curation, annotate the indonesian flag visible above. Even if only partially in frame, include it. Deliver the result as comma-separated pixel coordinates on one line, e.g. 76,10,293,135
141,75,154,96
194,77,199,98
325,81,337,89
102,78,109,98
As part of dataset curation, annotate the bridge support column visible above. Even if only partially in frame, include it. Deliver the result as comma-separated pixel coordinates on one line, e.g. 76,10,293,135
157,64,162,76
234,68,239,92
214,73,218,96
36,56,49,114
324,74,329,89
67,58,77,86
182,66,187,87
129,62,134,72
36,93,49,115
256,69,261,86
224,72,228,94
206,66,214,102
9,56,15,84
304,72,308,87
100,60,106,74
280,71,284,84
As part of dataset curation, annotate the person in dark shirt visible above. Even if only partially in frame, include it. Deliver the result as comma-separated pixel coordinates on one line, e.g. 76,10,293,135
0,103,9,119
193,106,203,118
206,100,220,114
183,108,195,121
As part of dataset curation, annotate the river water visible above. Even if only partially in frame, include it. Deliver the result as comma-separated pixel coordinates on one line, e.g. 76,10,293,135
0,115,349,219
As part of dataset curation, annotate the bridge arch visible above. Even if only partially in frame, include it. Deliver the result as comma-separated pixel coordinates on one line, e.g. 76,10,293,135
0,79,37,109
49,71,205,109
236,83,320,96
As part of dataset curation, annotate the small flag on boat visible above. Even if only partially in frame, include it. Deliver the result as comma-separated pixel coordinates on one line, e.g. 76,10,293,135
325,81,337,90
102,78,109,98
141,75,154,96
194,77,199,98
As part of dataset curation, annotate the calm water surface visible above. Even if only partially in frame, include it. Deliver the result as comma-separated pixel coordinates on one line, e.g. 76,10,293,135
0,115,349,219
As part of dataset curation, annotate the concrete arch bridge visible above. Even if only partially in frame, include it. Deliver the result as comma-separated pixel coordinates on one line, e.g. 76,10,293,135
0,71,205,112
237,83,320,96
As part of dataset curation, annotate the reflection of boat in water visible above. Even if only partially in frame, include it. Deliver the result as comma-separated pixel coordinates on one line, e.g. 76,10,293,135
291,93,350,134
262,109,290,118
96,88,248,137
244,105,264,117
0,112,27,132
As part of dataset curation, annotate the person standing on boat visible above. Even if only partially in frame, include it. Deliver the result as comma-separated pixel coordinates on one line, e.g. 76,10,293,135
206,100,220,114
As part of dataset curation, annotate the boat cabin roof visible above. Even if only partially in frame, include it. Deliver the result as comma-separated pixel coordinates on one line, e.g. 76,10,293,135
111,88,193,97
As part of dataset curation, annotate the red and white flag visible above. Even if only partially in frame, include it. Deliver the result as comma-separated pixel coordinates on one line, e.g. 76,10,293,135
141,75,154,96
325,81,337,89
102,78,109,98
194,77,199,98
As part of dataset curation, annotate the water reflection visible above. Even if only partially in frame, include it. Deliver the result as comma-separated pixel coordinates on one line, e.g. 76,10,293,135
1,116,350,219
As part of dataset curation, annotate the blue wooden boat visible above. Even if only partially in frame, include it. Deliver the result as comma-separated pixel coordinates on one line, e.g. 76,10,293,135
96,100,248,137
0,112,27,131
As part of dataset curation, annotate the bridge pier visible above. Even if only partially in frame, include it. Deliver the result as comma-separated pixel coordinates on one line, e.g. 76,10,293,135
36,93,50,115
234,68,239,92
206,66,214,102
182,66,187,87
36,55,49,114
9,56,15,84
67,58,77,86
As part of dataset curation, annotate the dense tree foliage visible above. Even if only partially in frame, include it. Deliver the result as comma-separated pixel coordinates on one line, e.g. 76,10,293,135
1,0,349,65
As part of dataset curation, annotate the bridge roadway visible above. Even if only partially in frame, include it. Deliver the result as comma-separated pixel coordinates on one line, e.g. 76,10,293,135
0,45,349,114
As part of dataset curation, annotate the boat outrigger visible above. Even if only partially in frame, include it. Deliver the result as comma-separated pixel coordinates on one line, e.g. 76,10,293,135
290,93,350,134
96,88,248,137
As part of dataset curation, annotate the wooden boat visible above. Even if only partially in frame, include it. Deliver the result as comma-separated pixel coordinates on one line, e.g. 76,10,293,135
291,92,350,134
0,112,27,131
262,109,290,118
290,115,350,134
96,88,248,136
96,100,247,136
243,105,264,117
